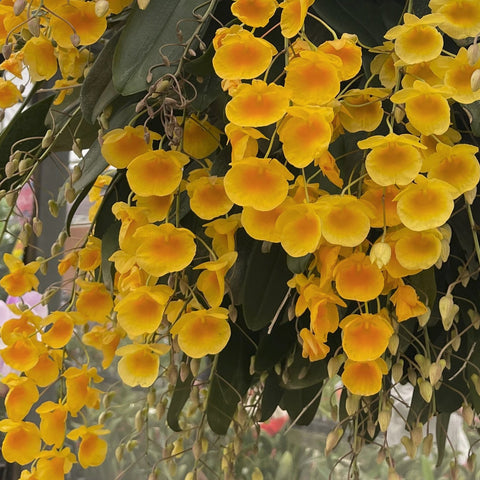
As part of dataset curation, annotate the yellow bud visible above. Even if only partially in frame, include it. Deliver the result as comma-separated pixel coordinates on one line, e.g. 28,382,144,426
439,294,458,330
95,0,109,17
346,394,359,416
471,69,480,92
192,440,202,460
325,427,343,455
388,468,401,480
417,307,431,327
467,453,476,472
126,440,138,451
137,0,150,9
115,444,124,462
418,378,433,403
388,333,399,355
410,424,423,447
414,354,431,379
72,164,82,183
462,404,474,426
468,309,480,329
48,199,59,217
422,433,433,456
135,409,145,432
42,129,54,149
401,436,417,459
180,362,189,382
429,360,446,386
32,217,43,237
378,408,392,432
465,186,477,205
370,242,392,269
392,359,404,383
451,329,461,351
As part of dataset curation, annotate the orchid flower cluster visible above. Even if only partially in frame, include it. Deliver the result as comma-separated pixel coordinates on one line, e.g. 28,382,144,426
1,0,480,478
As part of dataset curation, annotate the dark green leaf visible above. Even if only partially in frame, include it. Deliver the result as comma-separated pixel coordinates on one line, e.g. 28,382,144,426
435,412,450,467
167,360,194,432
112,0,216,95
280,383,322,426
311,0,402,47
408,267,437,311
462,101,480,137
282,350,328,390
81,31,122,123
255,322,297,372
206,320,256,434
242,243,291,331
260,374,284,421
287,253,312,274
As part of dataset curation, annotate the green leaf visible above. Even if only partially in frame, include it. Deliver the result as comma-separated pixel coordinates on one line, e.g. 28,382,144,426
206,319,256,434
280,383,322,426
282,349,328,390
80,30,122,124
287,253,312,274
242,243,291,331
0,95,54,191
462,101,480,137
167,359,194,432
260,374,284,421
409,267,437,310
112,0,216,95
255,321,297,372
406,385,430,427
435,412,450,467
311,0,402,47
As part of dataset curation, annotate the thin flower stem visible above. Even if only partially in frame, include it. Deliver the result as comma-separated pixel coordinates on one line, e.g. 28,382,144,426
465,200,480,267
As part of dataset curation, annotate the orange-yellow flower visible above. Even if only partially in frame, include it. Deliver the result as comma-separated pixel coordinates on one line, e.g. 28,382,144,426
111,202,149,253
299,328,330,361
360,182,401,228
231,0,277,27
170,307,230,358
134,194,173,223
390,81,455,136
134,223,196,277
439,47,480,104
316,195,375,247
429,0,480,39
57,46,90,80
114,285,173,338
82,326,122,369
127,149,189,196
36,401,68,448
224,157,293,211
204,215,242,256
342,358,388,396
35,447,76,480
63,365,103,416
275,203,323,257
2,374,39,421
340,313,394,361
285,50,341,105
226,80,290,127
318,33,362,81
77,236,102,272
314,150,344,188
187,176,233,220
241,199,292,243
0,254,39,297
50,0,107,48
427,143,480,196
75,280,113,324
390,284,427,322
41,311,75,349
67,424,110,468
213,28,277,80
338,88,387,133
1,336,41,371
358,133,426,186
25,352,60,387
101,125,154,169
116,343,170,387
385,13,444,64
0,419,41,465
334,253,384,302
22,35,57,82
278,106,334,168
182,115,222,159
0,51,24,79
390,227,443,270
225,123,267,162
394,175,457,231
0,78,22,109
279,0,314,38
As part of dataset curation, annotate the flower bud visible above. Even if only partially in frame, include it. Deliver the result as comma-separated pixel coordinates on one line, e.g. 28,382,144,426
418,307,431,327
70,33,80,47
346,394,359,416
468,309,480,329
137,0,150,9
378,408,392,432
429,359,446,386
48,199,59,217
465,186,477,205
418,378,433,403
115,444,124,462
32,217,43,237
401,435,417,459
411,424,423,447
42,129,54,149
468,42,480,65
388,333,399,355
422,433,433,456
462,404,474,426
414,353,430,379
471,69,480,91
28,17,40,37
251,467,264,480
95,0,109,17
13,0,25,16
392,359,404,383
439,294,459,331
370,241,391,269
325,427,343,455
